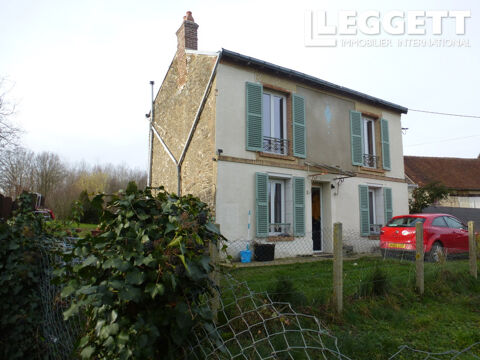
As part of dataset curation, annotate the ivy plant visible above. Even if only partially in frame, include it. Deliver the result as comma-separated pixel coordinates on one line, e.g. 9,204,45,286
57,186,224,359
0,193,48,359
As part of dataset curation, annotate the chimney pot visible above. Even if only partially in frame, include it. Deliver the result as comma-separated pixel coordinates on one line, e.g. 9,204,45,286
185,11,194,22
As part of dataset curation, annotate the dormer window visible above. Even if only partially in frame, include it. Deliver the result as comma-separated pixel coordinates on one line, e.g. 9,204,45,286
262,92,287,155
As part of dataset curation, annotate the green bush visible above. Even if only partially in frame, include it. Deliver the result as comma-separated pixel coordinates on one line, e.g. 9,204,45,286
76,190,102,224
356,265,390,298
57,186,224,359
268,276,307,306
0,193,48,359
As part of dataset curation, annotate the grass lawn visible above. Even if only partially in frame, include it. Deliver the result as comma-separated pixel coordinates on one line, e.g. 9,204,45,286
223,257,480,359
66,222,98,237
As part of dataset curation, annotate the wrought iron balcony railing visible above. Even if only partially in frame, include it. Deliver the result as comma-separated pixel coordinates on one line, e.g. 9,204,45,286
263,136,288,155
363,153,378,168
269,223,291,235
370,224,382,235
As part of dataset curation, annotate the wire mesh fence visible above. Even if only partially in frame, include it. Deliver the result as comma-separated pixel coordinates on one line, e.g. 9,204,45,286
219,223,479,301
33,222,480,359
38,237,83,360
185,274,480,359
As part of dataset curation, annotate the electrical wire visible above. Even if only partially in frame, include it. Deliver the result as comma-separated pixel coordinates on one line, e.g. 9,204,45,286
408,109,480,119
405,134,480,147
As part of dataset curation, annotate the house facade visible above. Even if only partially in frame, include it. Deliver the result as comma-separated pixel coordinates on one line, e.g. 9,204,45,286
150,13,409,258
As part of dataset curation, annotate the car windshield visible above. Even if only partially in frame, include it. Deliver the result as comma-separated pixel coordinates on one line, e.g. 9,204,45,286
387,216,426,227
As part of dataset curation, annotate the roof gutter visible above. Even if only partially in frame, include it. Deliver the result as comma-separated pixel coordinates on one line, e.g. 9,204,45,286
221,48,408,114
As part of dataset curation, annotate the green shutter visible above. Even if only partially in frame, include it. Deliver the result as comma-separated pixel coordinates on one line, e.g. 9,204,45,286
384,187,393,224
292,94,306,158
381,118,391,170
246,82,263,151
350,110,363,166
293,177,305,236
359,185,370,236
255,172,269,237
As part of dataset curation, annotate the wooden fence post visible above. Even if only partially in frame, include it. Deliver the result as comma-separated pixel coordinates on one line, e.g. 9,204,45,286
468,221,477,279
333,222,343,314
415,222,424,295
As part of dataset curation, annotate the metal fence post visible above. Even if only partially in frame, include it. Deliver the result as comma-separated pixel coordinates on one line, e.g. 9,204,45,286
209,224,221,322
333,222,343,314
468,221,477,279
415,222,424,295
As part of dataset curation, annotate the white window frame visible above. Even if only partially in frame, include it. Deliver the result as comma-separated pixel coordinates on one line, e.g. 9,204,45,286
362,117,376,168
268,179,286,234
263,91,287,154
368,189,376,226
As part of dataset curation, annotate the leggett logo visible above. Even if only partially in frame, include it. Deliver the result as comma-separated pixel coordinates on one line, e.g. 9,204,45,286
305,10,471,47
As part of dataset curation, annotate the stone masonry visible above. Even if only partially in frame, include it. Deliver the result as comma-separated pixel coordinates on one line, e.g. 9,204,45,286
151,12,217,210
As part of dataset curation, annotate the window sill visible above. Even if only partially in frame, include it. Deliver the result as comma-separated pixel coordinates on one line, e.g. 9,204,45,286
258,152,296,161
267,235,294,242
359,166,385,174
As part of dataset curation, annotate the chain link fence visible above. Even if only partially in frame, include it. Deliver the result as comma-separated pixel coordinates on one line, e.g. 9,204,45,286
35,223,480,359
38,237,83,360
219,222,479,300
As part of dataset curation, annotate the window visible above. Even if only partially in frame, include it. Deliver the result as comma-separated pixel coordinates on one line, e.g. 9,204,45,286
246,82,306,158
262,92,287,155
268,179,287,234
350,111,390,170
432,216,448,227
363,117,377,168
359,185,392,236
387,216,426,227
445,216,466,230
368,189,377,233
255,173,305,237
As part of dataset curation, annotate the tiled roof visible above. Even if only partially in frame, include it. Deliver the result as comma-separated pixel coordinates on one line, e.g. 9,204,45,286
404,156,480,190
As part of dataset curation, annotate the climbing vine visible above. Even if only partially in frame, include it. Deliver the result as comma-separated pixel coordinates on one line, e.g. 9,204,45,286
57,186,224,359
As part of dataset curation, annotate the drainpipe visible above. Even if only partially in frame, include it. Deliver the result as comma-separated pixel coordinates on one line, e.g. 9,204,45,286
150,51,222,196
177,164,181,195
147,81,155,187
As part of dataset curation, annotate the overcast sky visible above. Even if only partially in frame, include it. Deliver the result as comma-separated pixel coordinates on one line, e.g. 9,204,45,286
1,0,479,170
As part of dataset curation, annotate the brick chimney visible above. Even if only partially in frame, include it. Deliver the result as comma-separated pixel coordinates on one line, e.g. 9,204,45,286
176,11,198,52
175,11,198,86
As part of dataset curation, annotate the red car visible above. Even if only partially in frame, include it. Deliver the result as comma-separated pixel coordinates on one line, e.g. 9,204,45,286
380,214,469,261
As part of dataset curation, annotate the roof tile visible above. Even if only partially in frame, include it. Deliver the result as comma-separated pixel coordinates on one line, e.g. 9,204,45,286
404,156,480,190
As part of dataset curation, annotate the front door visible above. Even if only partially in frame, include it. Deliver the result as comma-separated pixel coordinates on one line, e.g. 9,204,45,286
312,187,322,251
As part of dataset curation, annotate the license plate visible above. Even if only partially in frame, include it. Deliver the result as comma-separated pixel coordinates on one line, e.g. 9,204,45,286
388,243,406,249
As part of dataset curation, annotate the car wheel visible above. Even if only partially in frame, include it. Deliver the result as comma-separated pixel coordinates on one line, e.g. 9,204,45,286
428,242,444,262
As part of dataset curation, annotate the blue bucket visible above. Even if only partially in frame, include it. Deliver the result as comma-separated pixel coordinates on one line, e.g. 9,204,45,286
240,249,252,263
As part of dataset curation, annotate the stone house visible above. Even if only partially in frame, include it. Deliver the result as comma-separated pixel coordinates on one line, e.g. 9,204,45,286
404,156,480,208
149,12,409,258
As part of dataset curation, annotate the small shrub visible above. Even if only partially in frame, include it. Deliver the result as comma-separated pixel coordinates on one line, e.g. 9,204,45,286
76,190,102,224
57,186,224,359
268,276,307,306
357,265,390,298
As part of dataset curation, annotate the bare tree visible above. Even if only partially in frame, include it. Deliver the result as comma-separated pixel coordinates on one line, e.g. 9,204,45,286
0,79,20,154
33,152,66,200
0,147,35,197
